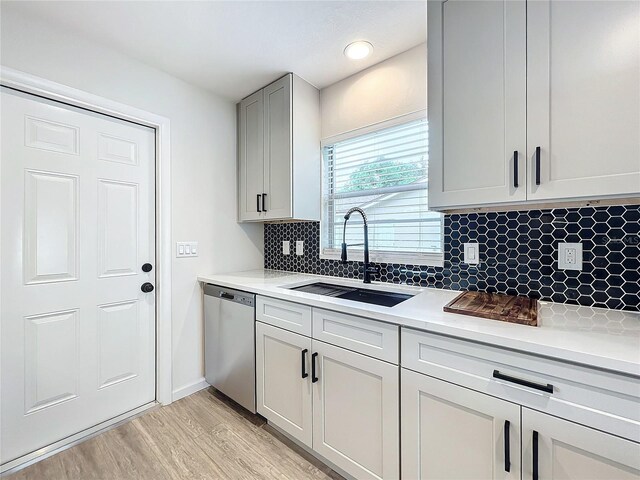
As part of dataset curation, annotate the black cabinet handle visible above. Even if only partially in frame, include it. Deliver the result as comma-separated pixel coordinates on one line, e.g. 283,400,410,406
513,151,519,188
301,349,308,379
533,430,539,480
493,370,553,393
535,146,541,185
262,193,267,212
504,420,511,472
311,352,319,383
256,194,262,212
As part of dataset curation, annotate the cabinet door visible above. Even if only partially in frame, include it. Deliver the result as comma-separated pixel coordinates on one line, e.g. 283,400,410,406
527,0,640,201
238,89,265,221
263,75,293,220
522,408,640,480
401,369,521,480
256,322,312,447
312,340,399,480
428,0,526,209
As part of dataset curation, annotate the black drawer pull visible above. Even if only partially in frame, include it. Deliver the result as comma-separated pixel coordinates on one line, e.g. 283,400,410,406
535,146,541,185
504,420,511,472
311,352,319,383
513,151,519,188
493,370,553,393
533,430,539,480
301,349,308,379
256,194,262,212
262,193,267,212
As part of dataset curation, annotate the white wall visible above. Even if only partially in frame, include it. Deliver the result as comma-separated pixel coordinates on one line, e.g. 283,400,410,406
320,43,427,140
0,8,264,397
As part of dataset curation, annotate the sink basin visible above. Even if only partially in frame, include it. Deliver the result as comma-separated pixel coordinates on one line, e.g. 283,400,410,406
289,282,413,307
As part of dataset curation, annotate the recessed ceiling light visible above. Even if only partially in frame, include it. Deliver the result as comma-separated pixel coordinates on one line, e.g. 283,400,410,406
344,41,373,60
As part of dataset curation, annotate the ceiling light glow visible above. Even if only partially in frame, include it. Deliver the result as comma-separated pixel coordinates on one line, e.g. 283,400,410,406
344,41,373,60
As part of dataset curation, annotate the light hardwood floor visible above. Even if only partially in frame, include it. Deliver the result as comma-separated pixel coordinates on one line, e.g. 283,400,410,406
7,388,343,480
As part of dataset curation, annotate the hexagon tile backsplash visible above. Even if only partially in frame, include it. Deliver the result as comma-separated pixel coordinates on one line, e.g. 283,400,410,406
264,205,640,311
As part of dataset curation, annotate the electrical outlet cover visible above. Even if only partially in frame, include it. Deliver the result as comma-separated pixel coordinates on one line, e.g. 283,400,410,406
558,242,582,270
282,241,290,255
296,240,304,256
463,243,480,264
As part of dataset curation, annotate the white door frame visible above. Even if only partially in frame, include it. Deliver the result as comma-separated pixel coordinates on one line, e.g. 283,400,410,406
0,66,173,407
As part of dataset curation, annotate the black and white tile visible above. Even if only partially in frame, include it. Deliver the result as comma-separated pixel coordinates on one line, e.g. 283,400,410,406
264,205,640,311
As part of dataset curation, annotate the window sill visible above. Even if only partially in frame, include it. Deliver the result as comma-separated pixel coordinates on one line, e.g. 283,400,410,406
320,249,444,268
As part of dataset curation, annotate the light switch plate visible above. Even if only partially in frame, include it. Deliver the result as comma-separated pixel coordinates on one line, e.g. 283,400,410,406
296,240,304,256
176,241,198,257
558,242,582,270
463,243,480,264
282,241,290,255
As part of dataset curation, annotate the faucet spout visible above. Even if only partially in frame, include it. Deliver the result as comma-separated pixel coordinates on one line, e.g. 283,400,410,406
340,207,378,284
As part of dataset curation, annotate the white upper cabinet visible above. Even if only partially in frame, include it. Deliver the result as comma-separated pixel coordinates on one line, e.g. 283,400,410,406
428,0,527,209
238,73,320,222
527,0,640,201
238,89,265,221
428,0,640,210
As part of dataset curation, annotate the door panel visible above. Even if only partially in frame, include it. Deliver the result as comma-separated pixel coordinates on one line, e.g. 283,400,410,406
522,408,640,480
256,321,312,447
401,369,521,480
428,0,526,208
1,87,156,464
23,170,79,284
24,309,79,413
97,180,138,277
263,75,292,219
313,340,399,480
527,0,640,200
238,89,264,221
97,300,140,389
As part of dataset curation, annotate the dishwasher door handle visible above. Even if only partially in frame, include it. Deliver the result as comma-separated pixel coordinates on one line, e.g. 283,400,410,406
220,292,234,300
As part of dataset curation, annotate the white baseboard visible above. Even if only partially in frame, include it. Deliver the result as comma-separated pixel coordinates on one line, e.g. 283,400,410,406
172,377,209,402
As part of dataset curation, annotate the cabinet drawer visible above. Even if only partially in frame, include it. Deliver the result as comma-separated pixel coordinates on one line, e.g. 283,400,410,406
401,327,640,442
256,296,312,336
313,308,399,364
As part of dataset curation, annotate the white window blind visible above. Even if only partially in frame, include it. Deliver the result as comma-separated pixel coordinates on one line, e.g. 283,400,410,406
321,117,444,265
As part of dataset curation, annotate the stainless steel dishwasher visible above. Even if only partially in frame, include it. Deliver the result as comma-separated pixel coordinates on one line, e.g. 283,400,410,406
204,284,256,413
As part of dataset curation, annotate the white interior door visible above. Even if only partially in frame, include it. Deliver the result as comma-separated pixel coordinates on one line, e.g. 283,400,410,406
1,87,156,464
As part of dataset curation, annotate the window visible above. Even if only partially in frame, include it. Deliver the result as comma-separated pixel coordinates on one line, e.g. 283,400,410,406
321,116,444,266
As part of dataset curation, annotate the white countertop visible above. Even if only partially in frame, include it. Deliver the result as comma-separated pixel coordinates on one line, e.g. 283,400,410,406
198,269,640,377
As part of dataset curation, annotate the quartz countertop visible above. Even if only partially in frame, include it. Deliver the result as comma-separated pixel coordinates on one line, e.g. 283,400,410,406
197,269,640,377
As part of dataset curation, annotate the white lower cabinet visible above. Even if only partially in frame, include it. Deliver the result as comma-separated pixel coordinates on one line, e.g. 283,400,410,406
401,368,521,480
256,316,400,480
313,340,399,480
256,322,312,447
522,408,640,480
256,299,640,480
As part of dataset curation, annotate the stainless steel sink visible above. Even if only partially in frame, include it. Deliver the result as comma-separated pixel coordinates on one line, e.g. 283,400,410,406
289,282,413,307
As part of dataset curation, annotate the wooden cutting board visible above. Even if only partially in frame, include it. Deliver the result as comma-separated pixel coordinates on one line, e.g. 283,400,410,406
443,291,538,326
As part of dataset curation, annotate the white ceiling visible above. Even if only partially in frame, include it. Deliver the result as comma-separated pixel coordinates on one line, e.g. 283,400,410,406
4,1,427,100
